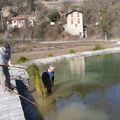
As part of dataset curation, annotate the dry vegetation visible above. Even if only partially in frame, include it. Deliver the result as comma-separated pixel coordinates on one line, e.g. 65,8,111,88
11,40,118,64
0,0,120,63
0,0,120,41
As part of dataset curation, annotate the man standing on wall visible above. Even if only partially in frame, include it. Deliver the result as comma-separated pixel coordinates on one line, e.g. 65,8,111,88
42,65,55,95
0,41,14,93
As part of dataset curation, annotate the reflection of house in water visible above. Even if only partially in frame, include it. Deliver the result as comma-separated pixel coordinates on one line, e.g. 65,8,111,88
69,57,85,77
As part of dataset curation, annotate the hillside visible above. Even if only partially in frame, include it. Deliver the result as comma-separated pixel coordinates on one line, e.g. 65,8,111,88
0,0,120,41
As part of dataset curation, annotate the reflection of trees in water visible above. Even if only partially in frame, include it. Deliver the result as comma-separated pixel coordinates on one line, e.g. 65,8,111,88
38,95,57,117
85,54,120,82
38,53,120,120
55,102,108,120
68,57,85,77
44,95,108,120
40,53,120,120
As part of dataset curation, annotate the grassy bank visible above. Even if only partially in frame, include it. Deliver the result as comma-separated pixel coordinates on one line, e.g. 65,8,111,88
11,40,118,64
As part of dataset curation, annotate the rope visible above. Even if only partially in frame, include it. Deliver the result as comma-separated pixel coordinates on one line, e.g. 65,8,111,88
0,64,45,108
6,87,40,108
13,65,27,69
0,64,26,69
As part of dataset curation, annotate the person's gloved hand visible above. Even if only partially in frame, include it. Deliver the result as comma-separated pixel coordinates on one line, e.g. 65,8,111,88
9,64,14,67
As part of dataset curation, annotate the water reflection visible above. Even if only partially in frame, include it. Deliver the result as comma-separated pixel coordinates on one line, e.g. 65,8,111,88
55,103,108,120
84,83,120,120
39,53,120,120
45,95,109,120
68,57,85,77
45,82,120,120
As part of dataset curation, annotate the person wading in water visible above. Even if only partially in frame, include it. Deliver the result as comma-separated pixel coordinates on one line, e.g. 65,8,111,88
0,41,15,93
42,65,55,95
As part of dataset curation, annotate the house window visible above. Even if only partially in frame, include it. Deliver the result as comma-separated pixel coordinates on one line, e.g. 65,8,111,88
14,25,18,28
20,20,23,23
71,13,73,17
14,20,16,23
77,12,79,17
75,24,77,28
78,19,80,24
22,20,25,23
28,20,32,26
8,21,12,24
71,19,73,24
79,32,81,36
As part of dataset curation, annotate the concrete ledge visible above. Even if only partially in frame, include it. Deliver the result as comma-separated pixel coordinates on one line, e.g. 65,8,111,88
0,80,25,120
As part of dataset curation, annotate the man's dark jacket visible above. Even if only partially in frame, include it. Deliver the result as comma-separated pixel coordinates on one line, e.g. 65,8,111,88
42,70,54,88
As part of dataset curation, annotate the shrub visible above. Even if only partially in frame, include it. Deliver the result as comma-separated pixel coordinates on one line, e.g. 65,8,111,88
48,11,60,23
69,49,75,54
47,53,53,57
93,44,104,51
0,39,3,45
9,39,16,46
16,56,29,64
44,25,63,40
0,39,16,46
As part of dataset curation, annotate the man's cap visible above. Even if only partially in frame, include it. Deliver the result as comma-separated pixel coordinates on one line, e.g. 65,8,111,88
49,65,55,69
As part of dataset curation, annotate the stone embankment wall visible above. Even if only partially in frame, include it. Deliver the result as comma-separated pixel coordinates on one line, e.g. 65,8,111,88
10,47,120,84
25,47,120,66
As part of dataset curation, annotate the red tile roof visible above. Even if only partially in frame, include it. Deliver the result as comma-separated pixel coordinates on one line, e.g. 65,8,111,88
7,16,27,20
66,10,83,16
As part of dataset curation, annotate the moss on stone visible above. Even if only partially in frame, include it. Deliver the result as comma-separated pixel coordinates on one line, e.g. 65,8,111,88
26,64,46,97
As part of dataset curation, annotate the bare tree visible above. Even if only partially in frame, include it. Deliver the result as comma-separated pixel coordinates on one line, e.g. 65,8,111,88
35,3,49,24
82,0,120,39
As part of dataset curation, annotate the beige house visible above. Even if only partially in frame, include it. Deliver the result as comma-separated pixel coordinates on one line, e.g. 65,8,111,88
64,10,84,37
7,16,34,29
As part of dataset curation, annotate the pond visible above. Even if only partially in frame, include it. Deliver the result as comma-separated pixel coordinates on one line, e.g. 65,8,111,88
38,53,120,120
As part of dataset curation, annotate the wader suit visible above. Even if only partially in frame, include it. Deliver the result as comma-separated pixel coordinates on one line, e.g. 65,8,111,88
0,42,14,92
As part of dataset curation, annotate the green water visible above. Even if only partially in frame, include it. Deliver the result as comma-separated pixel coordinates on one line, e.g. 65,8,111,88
40,53,120,120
